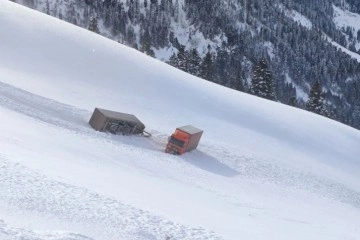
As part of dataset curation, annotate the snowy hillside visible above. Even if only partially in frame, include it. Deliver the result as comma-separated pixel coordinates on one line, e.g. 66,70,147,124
330,4,360,64
1,1,360,240
13,0,360,131
333,4,360,52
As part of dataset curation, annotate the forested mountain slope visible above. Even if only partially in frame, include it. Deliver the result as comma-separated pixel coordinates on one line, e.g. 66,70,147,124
14,0,360,130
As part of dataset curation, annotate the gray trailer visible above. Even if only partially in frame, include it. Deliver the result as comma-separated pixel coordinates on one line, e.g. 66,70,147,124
89,108,146,135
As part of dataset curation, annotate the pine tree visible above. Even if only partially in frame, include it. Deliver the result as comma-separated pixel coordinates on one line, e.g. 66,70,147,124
168,52,178,68
322,102,336,119
233,69,244,91
176,45,188,72
200,50,214,81
45,0,50,15
306,80,324,115
140,27,155,57
88,17,100,34
351,104,360,128
214,47,230,85
188,48,201,76
250,58,275,100
141,42,155,57
288,96,297,107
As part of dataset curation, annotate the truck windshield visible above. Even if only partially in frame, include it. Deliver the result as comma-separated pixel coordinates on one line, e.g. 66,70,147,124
169,136,185,148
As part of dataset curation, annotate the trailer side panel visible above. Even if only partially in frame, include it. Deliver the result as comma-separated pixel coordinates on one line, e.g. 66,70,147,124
89,108,107,131
186,131,203,152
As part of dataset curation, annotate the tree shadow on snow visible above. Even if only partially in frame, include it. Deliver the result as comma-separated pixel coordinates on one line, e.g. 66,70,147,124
182,150,239,178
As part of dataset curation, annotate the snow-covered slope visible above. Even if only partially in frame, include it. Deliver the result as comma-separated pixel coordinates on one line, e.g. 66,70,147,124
333,4,360,51
1,1,360,240
329,4,360,63
280,4,313,30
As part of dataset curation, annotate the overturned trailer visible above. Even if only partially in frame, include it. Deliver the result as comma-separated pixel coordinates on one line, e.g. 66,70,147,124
89,108,146,135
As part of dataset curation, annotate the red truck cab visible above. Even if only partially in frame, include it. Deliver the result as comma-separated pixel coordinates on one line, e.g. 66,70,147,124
165,125,203,155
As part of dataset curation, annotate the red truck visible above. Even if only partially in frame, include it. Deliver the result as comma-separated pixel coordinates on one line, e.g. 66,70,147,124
165,125,203,155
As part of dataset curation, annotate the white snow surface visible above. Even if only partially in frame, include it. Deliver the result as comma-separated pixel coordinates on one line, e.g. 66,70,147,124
1,2,360,240
333,5,360,32
333,5,360,50
284,73,309,102
279,4,313,29
287,10,313,29
324,33,360,63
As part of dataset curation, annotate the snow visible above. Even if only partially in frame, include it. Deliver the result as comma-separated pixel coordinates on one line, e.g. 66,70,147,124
288,11,313,29
324,33,360,62
263,41,275,60
169,21,224,58
285,73,309,101
155,0,227,59
323,5,360,62
333,4,360,50
279,4,313,29
153,46,177,61
1,1,360,240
